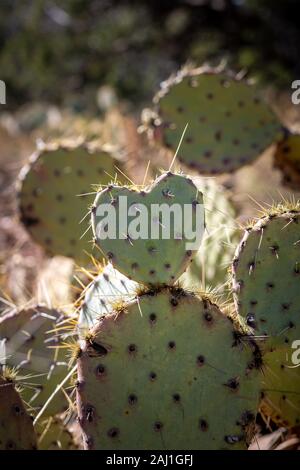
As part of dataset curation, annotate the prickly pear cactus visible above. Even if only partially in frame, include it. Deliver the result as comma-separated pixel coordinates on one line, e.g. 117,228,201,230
78,263,138,335
36,417,78,450
260,347,300,428
273,132,300,190
0,375,37,450
231,204,300,348
145,65,282,174
92,172,204,285
0,305,70,417
231,203,300,426
77,287,261,450
180,177,239,290
18,141,125,265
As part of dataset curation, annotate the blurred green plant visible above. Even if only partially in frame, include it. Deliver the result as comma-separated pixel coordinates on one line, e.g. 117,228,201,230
0,0,298,110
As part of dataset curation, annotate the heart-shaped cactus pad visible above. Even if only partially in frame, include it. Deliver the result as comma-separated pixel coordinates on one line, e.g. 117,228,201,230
92,172,204,285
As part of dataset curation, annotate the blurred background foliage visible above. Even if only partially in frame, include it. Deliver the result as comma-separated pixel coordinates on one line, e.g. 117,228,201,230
0,0,299,111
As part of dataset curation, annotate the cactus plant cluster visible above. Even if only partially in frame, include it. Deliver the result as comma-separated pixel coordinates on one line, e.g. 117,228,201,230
77,170,262,449
1,64,300,450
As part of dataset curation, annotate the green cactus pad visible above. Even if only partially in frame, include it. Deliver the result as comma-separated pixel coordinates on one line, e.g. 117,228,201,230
36,417,78,450
92,172,204,285
180,177,239,290
77,287,261,450
231,205,300,426
147,66,282,174
0,305,70,417
78,263,138,335
0,376,37,450
274,132,300,190
18,142,124,265
260,347,300,428
231,206,300,350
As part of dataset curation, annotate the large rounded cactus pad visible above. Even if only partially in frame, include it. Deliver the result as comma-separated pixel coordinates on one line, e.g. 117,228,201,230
260,347,300,428
148,67,282,174
231,206,300,349
18,142,124,265
274,132,300,190
77,288,261,450
92,172,205,285
181,177,239,290
0,305,70,417
78,263,138,335
0,376,37,450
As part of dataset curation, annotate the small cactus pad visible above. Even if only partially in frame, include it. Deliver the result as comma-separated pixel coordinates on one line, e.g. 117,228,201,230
0,305,70,417
78,263,138,335
18,142,124,264
36,417,78,450
77,287,261,450
273,132,300,190
180,178,239,290
0,376,37,450
231,205,300,349
147,66,282,174
92,172,204,285
260,347,300,427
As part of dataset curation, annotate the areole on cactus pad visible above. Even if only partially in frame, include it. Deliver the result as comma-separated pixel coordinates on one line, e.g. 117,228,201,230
18,141,126,265
144,65,282,174
91,172,204,285
77,287,262,450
